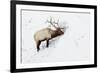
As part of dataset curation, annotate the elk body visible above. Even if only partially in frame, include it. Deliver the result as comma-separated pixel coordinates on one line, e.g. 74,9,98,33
34,18,65,52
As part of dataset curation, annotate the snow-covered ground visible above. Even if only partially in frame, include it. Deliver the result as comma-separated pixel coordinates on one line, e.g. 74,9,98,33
21,10,90,64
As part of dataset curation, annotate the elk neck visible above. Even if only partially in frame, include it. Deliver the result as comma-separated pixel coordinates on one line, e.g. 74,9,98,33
50,30,64,38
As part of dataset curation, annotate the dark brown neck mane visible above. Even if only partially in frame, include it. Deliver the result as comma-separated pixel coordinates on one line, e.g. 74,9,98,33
51,30,62,38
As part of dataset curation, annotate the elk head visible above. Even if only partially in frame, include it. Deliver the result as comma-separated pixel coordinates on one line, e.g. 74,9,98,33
46,17,65,37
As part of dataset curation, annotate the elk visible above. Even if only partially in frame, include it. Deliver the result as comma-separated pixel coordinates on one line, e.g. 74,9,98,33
34,17,65,52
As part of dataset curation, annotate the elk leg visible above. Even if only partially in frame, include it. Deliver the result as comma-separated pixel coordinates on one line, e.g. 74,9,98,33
37,41,41,52
46,40,49,47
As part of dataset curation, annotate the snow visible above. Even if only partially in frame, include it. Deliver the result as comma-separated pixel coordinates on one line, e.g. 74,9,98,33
21,10,91,64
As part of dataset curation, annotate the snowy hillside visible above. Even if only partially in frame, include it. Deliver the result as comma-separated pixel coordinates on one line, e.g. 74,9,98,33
21,10,90,64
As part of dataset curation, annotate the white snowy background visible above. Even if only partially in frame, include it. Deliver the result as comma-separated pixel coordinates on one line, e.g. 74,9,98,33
21,10,90,64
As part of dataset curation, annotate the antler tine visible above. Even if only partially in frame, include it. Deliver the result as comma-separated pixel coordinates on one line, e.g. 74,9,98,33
50,16,52,22
56,19,59,27
53,19,60,27
46,17,52,24
47,17,57,29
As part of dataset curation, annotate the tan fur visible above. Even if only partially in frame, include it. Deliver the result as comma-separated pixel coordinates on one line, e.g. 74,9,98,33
34,28,52,42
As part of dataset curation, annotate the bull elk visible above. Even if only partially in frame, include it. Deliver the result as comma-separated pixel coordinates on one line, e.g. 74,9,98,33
34,17,66,52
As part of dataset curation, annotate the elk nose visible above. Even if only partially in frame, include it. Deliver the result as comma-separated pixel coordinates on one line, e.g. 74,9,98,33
62,32,64,34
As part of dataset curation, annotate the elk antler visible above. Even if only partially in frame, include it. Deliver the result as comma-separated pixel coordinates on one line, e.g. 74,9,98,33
53,19,60,27
47,17,57,29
